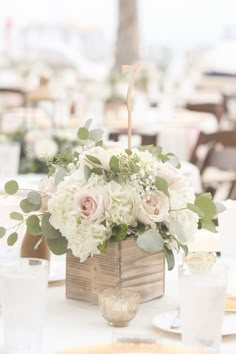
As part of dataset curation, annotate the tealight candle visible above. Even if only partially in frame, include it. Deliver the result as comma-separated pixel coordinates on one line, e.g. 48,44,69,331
98,288,140,327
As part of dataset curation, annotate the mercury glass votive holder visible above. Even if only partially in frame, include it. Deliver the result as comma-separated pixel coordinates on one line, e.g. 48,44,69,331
98,288,140,327
184,251,217,272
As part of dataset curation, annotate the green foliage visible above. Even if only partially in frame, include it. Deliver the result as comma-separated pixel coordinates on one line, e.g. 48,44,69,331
26,215,41,236
77,127,89,140
85,155,102,165
163,246,175,270
215,202,226,213
84,119,92,129
187,203,204,217
0,227,6,238
199,219,217,233
20,199,41,213
112,224,128,241
137,229,164,253
27,191,41,206
109,156,120,173
55,167,67,185
41,213,63,239
95,140,103,147
47,238,68,255
84,165,92,180
89,129,103,142
155,176,170,197
98,241,108,253
10,212,23,221
90,168,103,175
125,149,132,156
7,232,18,246
4,180,19,195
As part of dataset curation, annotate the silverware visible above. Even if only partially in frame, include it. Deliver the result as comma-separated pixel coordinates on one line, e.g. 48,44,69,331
170,309,181,329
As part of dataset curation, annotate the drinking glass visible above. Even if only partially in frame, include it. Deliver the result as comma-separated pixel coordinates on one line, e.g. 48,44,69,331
0,258,48,354
179,262,227,353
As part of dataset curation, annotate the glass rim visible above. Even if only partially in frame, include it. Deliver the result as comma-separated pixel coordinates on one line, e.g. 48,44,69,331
0,257,49,266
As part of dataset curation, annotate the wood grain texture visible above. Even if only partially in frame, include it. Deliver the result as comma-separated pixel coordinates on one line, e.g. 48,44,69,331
66,237,165,304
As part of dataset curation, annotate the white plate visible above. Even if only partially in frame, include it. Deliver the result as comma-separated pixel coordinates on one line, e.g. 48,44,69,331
152,310,236,336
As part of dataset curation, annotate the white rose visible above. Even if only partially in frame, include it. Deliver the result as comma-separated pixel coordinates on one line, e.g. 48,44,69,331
136,191,169,226
168,209,199,244
104,180,138,226
34,138,58,158
80,146,110,170
156,161,184,188
74,186,105,222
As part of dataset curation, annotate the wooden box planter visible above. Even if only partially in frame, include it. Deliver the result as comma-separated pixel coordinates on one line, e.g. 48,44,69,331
66,237,165,304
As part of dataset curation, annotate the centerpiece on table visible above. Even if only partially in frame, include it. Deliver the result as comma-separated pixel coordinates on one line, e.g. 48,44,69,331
0,65,224,304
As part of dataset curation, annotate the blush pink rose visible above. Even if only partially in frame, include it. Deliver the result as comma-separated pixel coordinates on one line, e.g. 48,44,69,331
74,188,104,222
136,191,169,225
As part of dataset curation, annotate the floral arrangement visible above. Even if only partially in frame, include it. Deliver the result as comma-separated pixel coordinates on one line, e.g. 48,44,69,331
0,120,224,270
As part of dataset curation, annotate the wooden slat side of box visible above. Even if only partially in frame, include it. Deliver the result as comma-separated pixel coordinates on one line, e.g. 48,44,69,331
120,238,165,302
66,238,165,304
66,243,121,303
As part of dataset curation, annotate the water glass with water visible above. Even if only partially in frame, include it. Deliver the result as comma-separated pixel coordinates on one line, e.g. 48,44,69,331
0,258,48,354
179,262,227,353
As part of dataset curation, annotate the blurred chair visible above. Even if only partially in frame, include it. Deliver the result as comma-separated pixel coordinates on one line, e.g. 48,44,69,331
190,131,236,199
186,101,224,126
0,143,20,176
108,131,158,146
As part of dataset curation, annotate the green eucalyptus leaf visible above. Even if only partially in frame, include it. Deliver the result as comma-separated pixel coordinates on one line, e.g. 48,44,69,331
125,149,132,156
41,213,63,239
10,212,23,221
157,153,169,162
112,224,128,241
180,244,188,256
77,127,89,140
27,191,41,206
85,155,102,165
90,168,103,175
47,237,68,255
200,220,217,233
137,229,164,253
84,165,92,180
195,195,217,220
4,180,19,195
89,129,103,142
55,168,67,185
84,118,92,129
166,153,181,169
155,176,170,197
20,199,41,213
187,203,204,217
98,241,108,253
109,155,120,173
26,215,41,236
95,140,103,147
7,232,18,246
215,202,226,214
164,246,175,271
0,227,6,238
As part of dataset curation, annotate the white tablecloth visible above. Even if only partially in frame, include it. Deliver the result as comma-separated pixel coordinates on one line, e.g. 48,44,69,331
0,258,234,354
